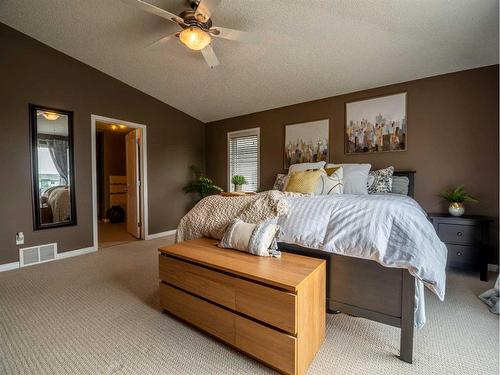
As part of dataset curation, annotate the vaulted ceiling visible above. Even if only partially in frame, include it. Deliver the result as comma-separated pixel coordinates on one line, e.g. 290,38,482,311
1,0,498,122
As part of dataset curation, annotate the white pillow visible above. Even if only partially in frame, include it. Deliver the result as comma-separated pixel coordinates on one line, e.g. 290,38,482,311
288,161,326,173
327,163,371,195
314,167,343,195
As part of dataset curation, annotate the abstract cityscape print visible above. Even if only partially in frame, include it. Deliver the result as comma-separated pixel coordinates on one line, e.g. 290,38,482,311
284,119,329,169
346,93,407,154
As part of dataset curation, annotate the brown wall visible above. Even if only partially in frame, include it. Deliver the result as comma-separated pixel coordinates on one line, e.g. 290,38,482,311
206,65,499,263
0,23,205,265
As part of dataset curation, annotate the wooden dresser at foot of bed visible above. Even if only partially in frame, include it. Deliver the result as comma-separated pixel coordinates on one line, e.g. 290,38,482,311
158,237,326,375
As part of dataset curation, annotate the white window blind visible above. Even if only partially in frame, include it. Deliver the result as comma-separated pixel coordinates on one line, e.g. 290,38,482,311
228,128,259,192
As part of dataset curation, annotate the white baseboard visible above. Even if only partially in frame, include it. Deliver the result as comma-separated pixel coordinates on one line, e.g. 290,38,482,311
146,229,176,240
0,245,97,273
488,264,499,272
0,261,20,272
57,246,97,259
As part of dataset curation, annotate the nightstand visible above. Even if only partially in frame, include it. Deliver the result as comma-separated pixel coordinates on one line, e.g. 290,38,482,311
429,214,492,281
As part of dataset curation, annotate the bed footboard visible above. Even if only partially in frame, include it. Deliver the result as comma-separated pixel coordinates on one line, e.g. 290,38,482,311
279,244,415,363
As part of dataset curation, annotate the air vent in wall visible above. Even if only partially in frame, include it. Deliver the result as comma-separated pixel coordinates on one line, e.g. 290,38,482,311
19,243,57,267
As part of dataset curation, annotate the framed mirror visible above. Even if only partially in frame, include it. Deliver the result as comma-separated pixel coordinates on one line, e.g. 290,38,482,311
30,105,76,230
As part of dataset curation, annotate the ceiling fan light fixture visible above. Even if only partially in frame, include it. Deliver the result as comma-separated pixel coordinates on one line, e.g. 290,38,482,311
42,111,60,121
179,26,211,50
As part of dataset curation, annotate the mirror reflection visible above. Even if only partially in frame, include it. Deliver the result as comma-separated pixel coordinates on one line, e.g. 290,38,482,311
31,106,76,229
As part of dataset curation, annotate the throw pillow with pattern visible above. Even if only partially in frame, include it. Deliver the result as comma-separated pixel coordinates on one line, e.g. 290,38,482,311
367,166,394,193
315,167,344,195
273,173,287,191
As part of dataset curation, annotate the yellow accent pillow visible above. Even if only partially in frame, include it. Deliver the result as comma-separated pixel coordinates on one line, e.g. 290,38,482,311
285,170,322,194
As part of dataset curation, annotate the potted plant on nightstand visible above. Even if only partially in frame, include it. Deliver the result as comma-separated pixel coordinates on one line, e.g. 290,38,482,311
440,185,478,217
231,175,247,192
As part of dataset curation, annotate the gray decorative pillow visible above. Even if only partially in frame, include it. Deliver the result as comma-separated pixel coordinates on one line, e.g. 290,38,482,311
273,173,287,191
391,176,409,195
367,166,394,193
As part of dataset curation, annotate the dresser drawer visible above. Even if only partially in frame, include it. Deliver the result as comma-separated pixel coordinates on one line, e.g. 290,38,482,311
446,244,480,269
159,255,297,334
235,315,297,375
438,223,480,245
160,254,236,308
159,282,236,344
160,282,297,375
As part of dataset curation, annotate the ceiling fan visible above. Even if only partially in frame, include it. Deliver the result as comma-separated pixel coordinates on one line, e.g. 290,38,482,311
122,0,251,68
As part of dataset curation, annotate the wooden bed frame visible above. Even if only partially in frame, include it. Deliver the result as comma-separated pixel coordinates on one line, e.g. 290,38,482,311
278,171,417,363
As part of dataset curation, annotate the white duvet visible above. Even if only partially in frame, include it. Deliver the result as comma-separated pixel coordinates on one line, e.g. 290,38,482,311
277,193,447,327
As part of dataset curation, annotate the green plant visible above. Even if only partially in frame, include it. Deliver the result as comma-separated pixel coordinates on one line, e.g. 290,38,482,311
183,165,223,200
439,185,478,203
231,175,247,186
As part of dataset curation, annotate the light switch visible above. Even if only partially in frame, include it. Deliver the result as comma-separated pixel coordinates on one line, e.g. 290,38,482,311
16,232,24,245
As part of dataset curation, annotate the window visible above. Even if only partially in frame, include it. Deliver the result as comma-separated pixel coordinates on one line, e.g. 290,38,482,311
37,147,66,190
227,128,260,192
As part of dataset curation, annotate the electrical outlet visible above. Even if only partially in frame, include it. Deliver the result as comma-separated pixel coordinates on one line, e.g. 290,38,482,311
16,232,24,245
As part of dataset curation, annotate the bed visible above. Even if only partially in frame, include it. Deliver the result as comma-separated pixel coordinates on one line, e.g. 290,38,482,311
41,185,71,223
176,171,447,363
277,171,420,363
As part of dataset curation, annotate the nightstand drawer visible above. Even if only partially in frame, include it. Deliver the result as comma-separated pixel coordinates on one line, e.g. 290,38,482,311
447,244,480,268
438,223,480,245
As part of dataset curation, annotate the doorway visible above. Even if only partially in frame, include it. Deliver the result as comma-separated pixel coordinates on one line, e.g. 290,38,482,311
91,116,148,249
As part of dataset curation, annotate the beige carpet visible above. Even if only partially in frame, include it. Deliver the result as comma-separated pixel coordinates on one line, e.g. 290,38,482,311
0,236,498,375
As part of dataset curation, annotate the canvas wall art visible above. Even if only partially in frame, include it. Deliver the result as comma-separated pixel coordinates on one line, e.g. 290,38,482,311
345,92,407,154
284,119,329,169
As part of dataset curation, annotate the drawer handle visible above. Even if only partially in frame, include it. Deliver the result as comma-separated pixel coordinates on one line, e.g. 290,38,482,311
456,251,462,256
456,232,463,237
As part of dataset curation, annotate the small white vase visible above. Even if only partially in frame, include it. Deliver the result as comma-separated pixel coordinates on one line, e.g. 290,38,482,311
234,185,242,192
449,202,465,217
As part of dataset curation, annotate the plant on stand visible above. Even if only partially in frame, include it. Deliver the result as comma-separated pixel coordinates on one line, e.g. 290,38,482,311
183,165,223,202
439,185,478,217
231,175,247,192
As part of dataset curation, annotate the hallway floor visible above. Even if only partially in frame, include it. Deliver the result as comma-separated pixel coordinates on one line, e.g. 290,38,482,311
98,222,138,249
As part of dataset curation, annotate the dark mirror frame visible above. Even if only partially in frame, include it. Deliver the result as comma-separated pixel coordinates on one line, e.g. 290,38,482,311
29,104,77,230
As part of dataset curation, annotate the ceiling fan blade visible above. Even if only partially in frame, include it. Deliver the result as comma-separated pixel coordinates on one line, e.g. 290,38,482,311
195,0,221,22
209,26,253,42
201,44,220,68
146,32,179,49
121,0,184,25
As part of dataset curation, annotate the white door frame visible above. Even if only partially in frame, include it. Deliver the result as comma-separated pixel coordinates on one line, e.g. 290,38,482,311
90,115,149,249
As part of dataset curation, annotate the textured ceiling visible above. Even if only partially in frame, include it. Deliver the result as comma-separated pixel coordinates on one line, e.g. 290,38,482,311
1,0,498,122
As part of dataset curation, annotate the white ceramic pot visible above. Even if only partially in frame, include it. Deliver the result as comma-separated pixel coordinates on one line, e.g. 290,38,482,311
234,184,242,192
449,202,465,217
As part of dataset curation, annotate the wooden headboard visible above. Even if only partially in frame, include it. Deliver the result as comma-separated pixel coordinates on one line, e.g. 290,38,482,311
393,171,416,198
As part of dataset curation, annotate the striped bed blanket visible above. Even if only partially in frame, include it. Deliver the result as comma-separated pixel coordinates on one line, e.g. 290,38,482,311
278,193,447,300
